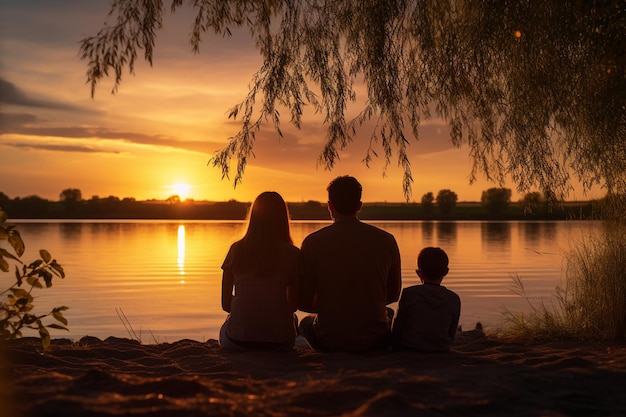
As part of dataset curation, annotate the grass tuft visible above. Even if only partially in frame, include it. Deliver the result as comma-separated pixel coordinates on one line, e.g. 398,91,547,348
499,221,626,341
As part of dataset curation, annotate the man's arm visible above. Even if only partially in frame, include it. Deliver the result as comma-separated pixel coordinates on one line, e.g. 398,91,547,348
386,239,402,304
297,274,318,313
297,240,318,313
390,293,406,349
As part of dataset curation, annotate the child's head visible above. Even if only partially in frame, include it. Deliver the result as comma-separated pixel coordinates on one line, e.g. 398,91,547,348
416,247,449,283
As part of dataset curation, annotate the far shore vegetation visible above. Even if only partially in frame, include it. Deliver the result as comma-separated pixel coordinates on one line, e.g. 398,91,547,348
0,188,604,221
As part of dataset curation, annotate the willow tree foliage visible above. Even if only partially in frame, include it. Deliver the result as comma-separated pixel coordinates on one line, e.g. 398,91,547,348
80,0,625,202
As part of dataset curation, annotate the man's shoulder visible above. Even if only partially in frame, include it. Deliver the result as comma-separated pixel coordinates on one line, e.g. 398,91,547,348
302,223,334,241
301,225,337,252
362,221,398,240
302,220,397,244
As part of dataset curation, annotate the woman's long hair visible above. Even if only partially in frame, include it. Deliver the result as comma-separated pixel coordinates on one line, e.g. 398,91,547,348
234,191,293,273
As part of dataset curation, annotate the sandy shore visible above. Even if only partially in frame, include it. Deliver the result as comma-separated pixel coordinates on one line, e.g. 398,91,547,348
2,330,625,417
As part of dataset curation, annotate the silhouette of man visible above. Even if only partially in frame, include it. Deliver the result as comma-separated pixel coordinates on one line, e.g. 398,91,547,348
298,176,402,351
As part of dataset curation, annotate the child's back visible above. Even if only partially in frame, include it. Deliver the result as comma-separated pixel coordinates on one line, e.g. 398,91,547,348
391,246,460,352
391,282,460,351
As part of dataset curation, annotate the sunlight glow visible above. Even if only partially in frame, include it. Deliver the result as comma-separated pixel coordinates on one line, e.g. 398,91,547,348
171,183,191,200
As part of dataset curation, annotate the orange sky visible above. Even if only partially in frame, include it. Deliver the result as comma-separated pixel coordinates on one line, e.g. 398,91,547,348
0,1,605,204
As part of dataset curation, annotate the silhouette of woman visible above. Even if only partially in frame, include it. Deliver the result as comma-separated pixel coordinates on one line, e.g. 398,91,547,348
219,191,301,350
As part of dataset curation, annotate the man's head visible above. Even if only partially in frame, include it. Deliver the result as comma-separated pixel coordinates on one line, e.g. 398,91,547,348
417,247,449,283
327,176,362,217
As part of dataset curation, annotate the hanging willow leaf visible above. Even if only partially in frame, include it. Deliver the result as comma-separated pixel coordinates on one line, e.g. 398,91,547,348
80,0,625,203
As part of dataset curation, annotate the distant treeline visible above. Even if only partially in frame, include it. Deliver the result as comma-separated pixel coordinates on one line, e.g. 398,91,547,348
1,193,600,221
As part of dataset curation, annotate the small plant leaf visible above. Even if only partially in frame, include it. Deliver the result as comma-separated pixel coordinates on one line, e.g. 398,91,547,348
39,270,53,288
23,314,38,325
10,288,29,299
8,230,25,257
47,323,69,331
40,249,52,263
52,306,70,312
38,324,51,350
14,265,23,285
28,259,44,269
50,261,65,278
0,247,20,261
52,311,68,325
0,256,8,272
26,276,43,289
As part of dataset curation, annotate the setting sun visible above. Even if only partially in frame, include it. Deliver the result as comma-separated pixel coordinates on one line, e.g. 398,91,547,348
169,183,191,200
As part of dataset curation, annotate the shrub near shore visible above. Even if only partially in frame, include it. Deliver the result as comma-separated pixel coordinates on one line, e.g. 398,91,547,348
0,210,69,349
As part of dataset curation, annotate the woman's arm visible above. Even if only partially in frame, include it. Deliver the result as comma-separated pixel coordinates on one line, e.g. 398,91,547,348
286,282,298,313
286,252,302,313
221,270,234,313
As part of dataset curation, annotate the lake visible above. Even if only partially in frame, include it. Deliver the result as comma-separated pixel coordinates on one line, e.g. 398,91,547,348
8,220,600,343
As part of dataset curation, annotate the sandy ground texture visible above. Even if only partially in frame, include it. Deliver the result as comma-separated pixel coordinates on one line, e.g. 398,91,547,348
2,330,625,417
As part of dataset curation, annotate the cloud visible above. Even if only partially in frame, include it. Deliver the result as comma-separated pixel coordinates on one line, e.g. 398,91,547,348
0,1,110,46
0,112,37,127
0,77,91,112
2,142,121,154
0,111,219,154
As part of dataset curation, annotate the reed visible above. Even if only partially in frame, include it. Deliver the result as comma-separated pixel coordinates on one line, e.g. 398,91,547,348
563,223,626,339
115,308,162,344
501,221,626,341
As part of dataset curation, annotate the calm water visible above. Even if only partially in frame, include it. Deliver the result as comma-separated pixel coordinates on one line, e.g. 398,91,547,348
9,220,600,343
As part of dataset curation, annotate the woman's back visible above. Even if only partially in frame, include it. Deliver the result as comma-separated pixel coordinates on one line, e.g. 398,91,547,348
219,191,300,349
224,241,300,343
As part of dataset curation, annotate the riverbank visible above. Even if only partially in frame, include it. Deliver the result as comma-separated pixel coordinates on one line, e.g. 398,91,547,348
3,331,625,416
6,199,599,221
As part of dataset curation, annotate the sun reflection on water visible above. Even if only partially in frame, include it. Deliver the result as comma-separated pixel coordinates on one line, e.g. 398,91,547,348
177,225,185,282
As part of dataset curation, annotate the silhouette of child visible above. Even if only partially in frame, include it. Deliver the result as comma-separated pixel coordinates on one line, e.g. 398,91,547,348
391,247,461,351
219,191,301,350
